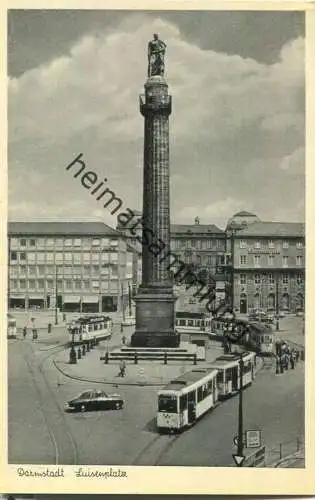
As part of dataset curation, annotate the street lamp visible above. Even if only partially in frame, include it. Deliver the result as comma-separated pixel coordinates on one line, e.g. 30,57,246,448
236,352,244,462
275,274,280,332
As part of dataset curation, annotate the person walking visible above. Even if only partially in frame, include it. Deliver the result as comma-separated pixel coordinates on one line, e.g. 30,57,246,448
23,326,27,339
118,360,126,377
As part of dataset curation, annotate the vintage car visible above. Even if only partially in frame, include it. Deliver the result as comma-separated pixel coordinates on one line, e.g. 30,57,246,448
65,389,124,412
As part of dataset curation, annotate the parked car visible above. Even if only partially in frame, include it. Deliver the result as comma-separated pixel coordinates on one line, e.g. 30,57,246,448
65,389,124,412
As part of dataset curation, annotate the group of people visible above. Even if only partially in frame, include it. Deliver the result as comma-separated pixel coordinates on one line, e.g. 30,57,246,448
275,340,302,372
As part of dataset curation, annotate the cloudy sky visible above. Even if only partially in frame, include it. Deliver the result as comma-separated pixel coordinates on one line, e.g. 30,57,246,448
8,10,305,230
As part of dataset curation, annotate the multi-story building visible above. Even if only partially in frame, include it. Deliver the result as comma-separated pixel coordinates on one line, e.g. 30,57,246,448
170,217,226,279
232,221,305,314
8,222,134,313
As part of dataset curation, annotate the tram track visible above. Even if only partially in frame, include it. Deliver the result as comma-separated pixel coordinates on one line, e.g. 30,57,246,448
131,433,179,466
19,340,79,465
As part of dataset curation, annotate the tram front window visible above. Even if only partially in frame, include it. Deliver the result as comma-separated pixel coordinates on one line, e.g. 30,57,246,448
158,395,178,413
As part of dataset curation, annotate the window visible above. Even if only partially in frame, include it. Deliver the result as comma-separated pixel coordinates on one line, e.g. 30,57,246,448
83,280,90,290
283,240,289,249
190,239,196,248
296,256,303,266
240,255,247,265
37,238,45,247
254,273,261,284
109,239,118,247
239,240,247,249
91,253,100,263
10,279,18,290
65,280,72,290
29,239,36,248
28,265,36,276
55,252,63,263
110,253,118,262
158,395,177,413
254,241,261,249
296,274,303,285
46,238,54,247
254,255,260,267
73,253,81,264
19,279,26,289
268,273,274,284
92,238,100,246
296,241,303,249
74,238,81,247
92,280,99,289
240,274,246,285
64,238,72,246
37,266,45,276
46,253,54,263
179,395,187,411
64,253,72,263
101,238,109,247
10,267,18,277
28,279,36,289
55,238,63,247
46,279,53,289
37,253,45,263
75,281,82,290
196,240,202,249
282,256,288,267
10,251,17,262
268,240,274,249
28,252,36,263
10,238,18,247
37,279,45,289
19,252,26,262
282,273,288,284
83,253,90,263
20,239,26,247
207,240,213,249
46,265,54,275
196,255,201,265
268,255,275,266
92,265,99,274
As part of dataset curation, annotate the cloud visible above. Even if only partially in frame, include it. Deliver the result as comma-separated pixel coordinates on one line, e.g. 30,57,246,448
8,15,305,226
279,147,305,175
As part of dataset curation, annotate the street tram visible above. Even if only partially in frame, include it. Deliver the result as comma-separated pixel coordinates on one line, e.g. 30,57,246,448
67,315,113,345
208,351,256,399
157,368,218,433
175,311,211,334
210,317,275,355
7,314,17,339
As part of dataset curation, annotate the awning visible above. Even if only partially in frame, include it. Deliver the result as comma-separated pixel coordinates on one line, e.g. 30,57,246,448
63,296,81,304
82,295,99,304
9,295,26,300
28,295,45,300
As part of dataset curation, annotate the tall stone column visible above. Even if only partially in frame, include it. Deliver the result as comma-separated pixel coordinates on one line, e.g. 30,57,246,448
131,75,179,348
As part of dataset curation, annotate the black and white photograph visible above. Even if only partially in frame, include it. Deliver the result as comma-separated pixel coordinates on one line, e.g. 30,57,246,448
3,3,313,495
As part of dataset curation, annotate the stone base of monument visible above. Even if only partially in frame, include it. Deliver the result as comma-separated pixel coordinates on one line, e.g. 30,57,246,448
106,341,202,363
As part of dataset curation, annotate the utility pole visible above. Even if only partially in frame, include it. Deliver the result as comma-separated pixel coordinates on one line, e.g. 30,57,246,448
55,265,58,325
230,231,235,311
276,273,279,331
121,282,126,323
237,352,244,459
128,281,132,317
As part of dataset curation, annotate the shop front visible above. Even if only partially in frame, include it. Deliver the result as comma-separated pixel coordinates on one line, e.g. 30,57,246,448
82,295,100,313
63,296,81,313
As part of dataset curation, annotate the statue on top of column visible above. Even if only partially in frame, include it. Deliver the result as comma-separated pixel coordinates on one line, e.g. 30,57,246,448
148,34,167,77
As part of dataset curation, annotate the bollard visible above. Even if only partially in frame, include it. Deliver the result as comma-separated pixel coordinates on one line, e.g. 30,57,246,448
48,323,52,334
134,352,138,365
120,323,124,333
82,344,86,356
77,347,81,360
32,328,38,340
69,346,77,364
104,351,109,364
193,353,197,365
86,341,90,352
164,352,167,365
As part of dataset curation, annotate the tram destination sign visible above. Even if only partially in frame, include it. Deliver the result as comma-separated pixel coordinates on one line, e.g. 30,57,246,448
245,429,261,448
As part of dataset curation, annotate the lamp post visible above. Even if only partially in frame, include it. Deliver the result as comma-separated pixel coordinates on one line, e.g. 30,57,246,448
128,281,132,317
237,352,244,462
55,265,58,326
275,274,280,332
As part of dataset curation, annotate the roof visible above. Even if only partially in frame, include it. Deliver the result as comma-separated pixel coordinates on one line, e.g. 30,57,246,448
233,210,257,217
8,221,119,237
160,368,217,392
171,224,224,235
234,221,305,238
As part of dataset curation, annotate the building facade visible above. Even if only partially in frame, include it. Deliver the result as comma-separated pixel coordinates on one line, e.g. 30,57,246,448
8,222,134,313
232,221,305,314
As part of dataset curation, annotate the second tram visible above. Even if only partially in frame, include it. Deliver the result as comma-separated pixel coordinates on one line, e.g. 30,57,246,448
209,351,256,399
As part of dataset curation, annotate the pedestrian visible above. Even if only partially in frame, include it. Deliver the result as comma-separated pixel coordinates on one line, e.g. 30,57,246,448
23,326,27,339
122,335,126,346
118,360,126,377
296,350,300,362
290,352,295,370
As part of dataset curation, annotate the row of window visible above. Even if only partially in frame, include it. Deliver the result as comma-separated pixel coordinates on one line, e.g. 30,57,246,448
10,237,118,248
182,254,226,266
10,251,119,264
171,239,225,250
239,273,304,285
9,264,122,277
239,240,304,250
240,255,303,266
9,279,120,292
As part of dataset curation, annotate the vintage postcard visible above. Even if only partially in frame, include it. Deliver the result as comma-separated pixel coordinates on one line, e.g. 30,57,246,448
1,0,314,495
